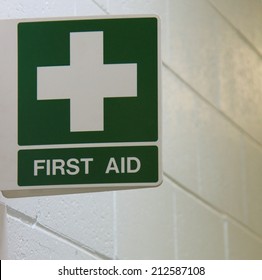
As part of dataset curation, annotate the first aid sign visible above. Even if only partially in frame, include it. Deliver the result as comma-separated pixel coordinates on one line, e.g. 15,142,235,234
0,15,161,194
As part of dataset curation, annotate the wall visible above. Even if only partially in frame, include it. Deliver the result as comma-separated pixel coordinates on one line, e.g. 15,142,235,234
0,204,7,259
0,0,262,259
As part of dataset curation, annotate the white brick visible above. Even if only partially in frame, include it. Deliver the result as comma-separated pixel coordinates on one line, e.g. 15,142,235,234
108,0,168,17
163,66,198,192
0,0,105,19
0,193,40,218
218,35,262,145
197,100,245,221
168,0,262,144
209,0,262,54
168,0,221,106
3,192,115,258
7,214,98,260
37,0,77,17
115,179,174,259
174,185,225,259
244,138,262,236
0,0,43,19
0,0,75,19
34,193,114,258
0,204,8,259
75,0,106,16
226,219,262,259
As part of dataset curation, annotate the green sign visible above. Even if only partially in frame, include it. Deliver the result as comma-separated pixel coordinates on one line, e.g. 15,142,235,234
18,18,158,145
18,146,158,186
0,16,161,192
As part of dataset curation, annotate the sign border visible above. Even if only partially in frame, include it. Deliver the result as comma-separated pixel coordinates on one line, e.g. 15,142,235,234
1,14,162,197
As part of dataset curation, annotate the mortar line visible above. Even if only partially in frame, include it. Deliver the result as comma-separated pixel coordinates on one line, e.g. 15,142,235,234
172,191,179,259
240,136,249,225
92,0,110,15
223,218,229,260
207,0,262,59
6,206,111,260
35,222,112,260
112,191,118,260
163,62,262,149
164,173,262,242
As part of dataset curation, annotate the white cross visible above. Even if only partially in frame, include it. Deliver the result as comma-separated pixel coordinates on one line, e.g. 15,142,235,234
37,31,137,132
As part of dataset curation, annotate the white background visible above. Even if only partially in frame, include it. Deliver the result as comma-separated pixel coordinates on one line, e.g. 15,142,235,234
2,260,262,280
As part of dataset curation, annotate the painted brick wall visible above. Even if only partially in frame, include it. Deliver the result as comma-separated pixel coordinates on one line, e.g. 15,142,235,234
0,0,262,259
